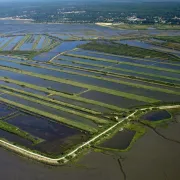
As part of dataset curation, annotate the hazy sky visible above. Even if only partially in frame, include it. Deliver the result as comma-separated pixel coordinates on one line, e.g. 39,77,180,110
0,0,180,2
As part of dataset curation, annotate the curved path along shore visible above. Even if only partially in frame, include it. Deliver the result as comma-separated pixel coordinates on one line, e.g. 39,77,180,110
0,104,179,165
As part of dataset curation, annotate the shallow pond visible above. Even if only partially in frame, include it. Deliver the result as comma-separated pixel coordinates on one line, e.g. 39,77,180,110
1,69,86,95
3,36,24,51
100,129,136,150
141,110,171,121
0,103,17,118
6,113,82,141
0,80,47,96
36,36,45,50
50,95,112,113
80,90,147,108
33,41,88,61
0,93,98,128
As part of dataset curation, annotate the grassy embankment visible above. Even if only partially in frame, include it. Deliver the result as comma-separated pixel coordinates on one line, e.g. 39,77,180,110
155,36,180,43
94,123,146,153
78,41,180,62
0,37,16,51
2,58,179,95
97,23,180,30
0,94,97,134
13,35,31,50
0,66,159,104
32,35,41,50
0,77,124,113
0,119,42,144
0,85,109,125
59,55,180,86
140,110,172,128
0,35,60,60
8,59,179,95
1,54,179,89
64,53,180,74
42,36,52,49
151,36,180,51
55,58,180,86
92,108,147,152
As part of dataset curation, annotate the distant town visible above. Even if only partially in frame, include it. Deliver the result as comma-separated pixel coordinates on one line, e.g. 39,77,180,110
0,1,180,25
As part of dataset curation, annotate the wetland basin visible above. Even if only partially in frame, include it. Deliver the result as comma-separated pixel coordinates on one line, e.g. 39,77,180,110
33,41,88,61
100,129,136,150
1,110,90,156
141,110,171,121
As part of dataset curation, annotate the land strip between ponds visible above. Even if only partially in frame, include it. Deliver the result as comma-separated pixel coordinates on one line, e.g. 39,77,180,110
0,77,125,112
32,35,41,50
1,55,180,88
0,86,109,125
0,104,179,165
64,53,180,74
51,59,180,86
0,66,159,103
49,50,72,62
0,96,97,133
1,58,179,93
13,35,31,50
0,37,16,51
72,48,180,67
1,57,180,88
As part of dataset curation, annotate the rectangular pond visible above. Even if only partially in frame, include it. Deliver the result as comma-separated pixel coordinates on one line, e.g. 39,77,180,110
1,69,87,95
1,61,179,102
100,129,136,150
0,93,98,128
80,90,148,108
33,41,88,62
0,103,17,118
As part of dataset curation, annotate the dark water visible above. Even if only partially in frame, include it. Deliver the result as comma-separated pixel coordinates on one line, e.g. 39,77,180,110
80,90,147,108
0,81,47,96
6,113,82,141
1,69,86,95
33,41,88,61
0,129,33,147
0,93,98,128
120,40,180,57
141,110,171,121
50,95,111,113
100,129,136,150
0,101,90,155
71,49,180,70
0,103,17,117
3,59,180,102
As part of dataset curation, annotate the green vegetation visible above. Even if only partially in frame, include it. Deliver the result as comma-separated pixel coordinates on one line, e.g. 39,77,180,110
106,24,180,30
0,37,15,51
78,41,180,62
140,110,172,128
0,65,159,104
54,58,180,87
0,86,109,125
14,35,31,50
0,77,125,112
65,53,180,74
32,35,41,50
0,96,97,134
0,119,42,144
3,58,180,96
155,36,180,44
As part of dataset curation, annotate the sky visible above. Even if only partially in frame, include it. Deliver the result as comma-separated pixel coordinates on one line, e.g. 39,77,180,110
0,0,179,1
